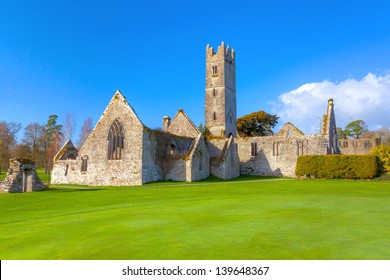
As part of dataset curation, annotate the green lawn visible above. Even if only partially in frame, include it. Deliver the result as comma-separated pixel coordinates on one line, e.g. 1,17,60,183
0,177,389,260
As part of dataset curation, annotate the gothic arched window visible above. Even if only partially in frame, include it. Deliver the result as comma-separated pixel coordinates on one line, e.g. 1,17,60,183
107,119,125,160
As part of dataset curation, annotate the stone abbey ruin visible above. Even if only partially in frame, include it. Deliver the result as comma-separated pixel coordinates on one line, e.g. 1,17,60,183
0,158,47,193
51,42,379,186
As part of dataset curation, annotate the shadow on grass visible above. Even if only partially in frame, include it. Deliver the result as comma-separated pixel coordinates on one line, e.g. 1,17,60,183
143,175,286,187
45,186,102,192
372,174,390,181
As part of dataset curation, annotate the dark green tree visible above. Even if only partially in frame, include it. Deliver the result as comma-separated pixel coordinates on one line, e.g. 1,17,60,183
237,111,279,137
197,122,205,133
43,115,63,174
344,120,369,139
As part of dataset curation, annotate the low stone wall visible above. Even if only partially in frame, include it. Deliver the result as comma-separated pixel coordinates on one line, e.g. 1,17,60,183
236,135,329,177
339,137,380,155
0,158,47,193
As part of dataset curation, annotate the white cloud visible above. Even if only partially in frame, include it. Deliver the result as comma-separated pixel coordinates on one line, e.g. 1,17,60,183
272,73,390,134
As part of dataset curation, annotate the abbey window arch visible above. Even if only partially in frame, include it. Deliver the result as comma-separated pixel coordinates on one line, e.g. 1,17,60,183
107,119,125,160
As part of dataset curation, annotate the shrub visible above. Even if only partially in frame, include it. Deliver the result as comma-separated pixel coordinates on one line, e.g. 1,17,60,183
371,145,390,174
296,155,379,179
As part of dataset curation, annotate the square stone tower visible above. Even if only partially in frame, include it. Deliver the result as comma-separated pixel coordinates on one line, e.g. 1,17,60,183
205,42,236,137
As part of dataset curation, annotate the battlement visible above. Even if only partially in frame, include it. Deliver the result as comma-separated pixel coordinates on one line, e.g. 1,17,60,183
206,41,235,62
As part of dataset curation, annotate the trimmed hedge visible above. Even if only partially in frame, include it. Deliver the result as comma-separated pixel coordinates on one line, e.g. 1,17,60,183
296,155,379,179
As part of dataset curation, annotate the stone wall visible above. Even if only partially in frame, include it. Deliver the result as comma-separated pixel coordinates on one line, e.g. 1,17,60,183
339,137,381,155
0,158,47,193
187,134,210,181
207,136,240,179
236,135,329,177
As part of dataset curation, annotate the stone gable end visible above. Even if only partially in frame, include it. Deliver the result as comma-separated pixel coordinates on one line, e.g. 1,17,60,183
167,110,200,138
51,91,145,186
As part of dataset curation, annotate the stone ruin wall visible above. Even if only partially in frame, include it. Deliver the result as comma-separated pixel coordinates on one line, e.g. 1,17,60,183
207,137,240,179
236,135,329,177
338,137,381,155
0,158,47,193
154,133,210,182
52,126,211,186
51,92,145,186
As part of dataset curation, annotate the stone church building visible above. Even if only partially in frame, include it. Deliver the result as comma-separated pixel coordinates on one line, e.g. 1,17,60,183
51,42,378,186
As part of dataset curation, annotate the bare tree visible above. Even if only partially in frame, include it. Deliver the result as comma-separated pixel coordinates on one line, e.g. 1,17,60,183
63,112,76,142
0,121,22,171
365,127,390,146
12,143,31,158
23,123,44,163
78,117,93,148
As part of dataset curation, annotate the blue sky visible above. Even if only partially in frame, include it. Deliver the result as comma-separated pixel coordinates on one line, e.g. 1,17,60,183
1,0,390,142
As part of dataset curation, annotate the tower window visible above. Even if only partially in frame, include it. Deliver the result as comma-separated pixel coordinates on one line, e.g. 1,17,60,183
212,65,218,75
213,89,216,97
108,119,125,160
213,112,216,120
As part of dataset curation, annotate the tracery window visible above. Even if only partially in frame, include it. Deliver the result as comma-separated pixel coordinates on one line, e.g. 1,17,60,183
251,142,258,156
81,156,88,172
107,119,125,160
273,142,280,156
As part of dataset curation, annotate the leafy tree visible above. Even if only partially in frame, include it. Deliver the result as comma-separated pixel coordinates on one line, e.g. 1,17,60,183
78,117,93,148
43,115,63,174
344,120,368,139
237,111,279,137
44,115,63,143
337,127,347,139
371,145,390,174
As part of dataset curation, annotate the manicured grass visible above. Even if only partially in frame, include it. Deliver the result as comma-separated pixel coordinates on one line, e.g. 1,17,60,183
0,177,389,260
36,168,51,184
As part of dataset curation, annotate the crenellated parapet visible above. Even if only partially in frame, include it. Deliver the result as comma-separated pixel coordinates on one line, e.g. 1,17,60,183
206,41,235,64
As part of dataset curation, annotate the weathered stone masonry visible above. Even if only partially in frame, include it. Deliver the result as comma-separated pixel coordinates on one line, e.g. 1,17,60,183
1,158,47,193
51,42,378,186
